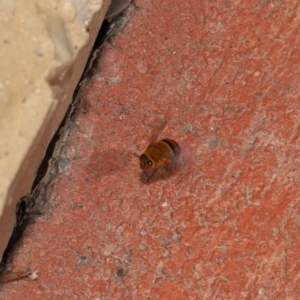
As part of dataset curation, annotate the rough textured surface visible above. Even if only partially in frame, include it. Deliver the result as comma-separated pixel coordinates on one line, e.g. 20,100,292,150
0,0,110,261
1,0,300,299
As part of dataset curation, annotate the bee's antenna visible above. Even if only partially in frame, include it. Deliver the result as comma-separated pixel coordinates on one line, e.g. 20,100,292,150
131,152,139,158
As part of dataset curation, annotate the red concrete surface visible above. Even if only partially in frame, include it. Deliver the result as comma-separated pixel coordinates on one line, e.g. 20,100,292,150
1,0,300,299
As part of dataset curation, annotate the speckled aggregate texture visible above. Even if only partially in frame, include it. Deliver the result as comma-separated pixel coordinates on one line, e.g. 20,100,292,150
1,0,300,299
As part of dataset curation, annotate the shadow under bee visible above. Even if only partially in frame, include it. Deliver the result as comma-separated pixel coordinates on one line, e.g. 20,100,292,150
139,163,180,184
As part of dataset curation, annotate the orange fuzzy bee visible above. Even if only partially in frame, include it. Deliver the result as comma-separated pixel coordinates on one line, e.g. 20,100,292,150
134,118,180,180
139,138,180,173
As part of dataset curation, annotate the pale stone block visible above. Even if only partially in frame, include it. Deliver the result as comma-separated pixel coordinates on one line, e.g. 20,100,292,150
0,0,110,261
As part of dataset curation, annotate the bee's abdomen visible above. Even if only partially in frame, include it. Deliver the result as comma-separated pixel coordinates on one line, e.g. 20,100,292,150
161,139,180,157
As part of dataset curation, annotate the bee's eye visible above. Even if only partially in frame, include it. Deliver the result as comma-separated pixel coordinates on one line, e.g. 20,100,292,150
139,154,153,169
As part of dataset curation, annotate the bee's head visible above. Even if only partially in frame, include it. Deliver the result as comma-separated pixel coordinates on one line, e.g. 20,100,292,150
139,154,154,170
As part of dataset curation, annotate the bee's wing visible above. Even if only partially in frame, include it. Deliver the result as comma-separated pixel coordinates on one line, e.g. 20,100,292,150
149,117,173,144
149,121,165,144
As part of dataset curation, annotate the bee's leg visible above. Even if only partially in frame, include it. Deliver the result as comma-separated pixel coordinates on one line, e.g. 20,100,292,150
141,168,154,183
131,152,139,158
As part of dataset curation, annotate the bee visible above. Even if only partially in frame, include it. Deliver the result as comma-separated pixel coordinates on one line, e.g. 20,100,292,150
132,118,180,180
139,138,180,178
